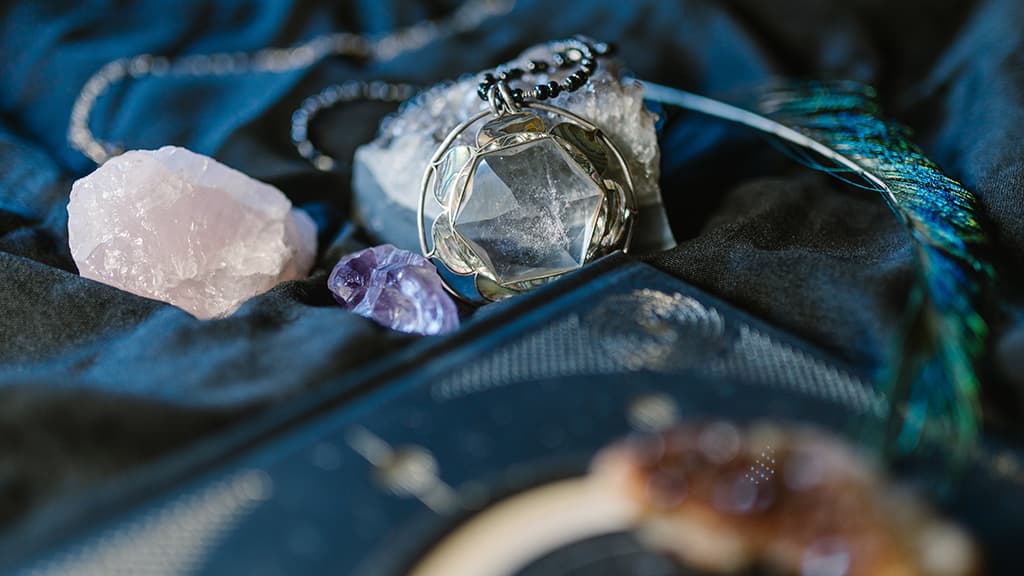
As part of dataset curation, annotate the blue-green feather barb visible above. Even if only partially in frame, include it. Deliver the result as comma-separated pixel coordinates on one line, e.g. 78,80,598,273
642,80,995,457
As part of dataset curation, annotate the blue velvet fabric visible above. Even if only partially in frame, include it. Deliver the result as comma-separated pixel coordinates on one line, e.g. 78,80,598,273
1,0,1022,549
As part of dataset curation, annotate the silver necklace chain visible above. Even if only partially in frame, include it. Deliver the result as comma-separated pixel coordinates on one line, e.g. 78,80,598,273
291,36,607,172
290,80,419,171
68,0,514,165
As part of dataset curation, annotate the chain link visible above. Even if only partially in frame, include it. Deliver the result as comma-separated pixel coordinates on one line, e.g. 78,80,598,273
68,0,515,165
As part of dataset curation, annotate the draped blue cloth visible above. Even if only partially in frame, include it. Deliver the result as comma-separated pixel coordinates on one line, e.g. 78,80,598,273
1,0,1023,555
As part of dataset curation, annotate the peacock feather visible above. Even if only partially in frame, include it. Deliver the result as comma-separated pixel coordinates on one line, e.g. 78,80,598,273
641,80,995,460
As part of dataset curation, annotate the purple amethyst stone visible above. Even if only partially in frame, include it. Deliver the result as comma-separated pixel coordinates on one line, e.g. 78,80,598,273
327,244,459,335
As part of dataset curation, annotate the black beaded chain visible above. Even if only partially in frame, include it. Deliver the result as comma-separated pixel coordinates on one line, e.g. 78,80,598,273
477,37,613,110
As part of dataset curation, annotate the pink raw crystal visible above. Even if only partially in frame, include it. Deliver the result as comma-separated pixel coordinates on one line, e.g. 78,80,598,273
68,146,317,319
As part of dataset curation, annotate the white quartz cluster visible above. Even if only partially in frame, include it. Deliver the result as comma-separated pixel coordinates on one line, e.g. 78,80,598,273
68,146,317,319
352,44,675,254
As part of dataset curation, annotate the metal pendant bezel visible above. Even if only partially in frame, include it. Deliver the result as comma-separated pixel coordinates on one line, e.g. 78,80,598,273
418,102,636,304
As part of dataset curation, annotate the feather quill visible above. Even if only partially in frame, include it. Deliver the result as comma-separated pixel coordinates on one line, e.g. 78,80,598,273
641,80,994,459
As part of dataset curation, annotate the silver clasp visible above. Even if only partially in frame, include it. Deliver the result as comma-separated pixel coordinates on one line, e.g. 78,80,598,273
487,80,521,117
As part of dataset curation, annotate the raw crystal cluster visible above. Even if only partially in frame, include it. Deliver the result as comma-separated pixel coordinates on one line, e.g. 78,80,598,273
593,423,979,576
68,146,317,319
327,244,458,335
352,44,675,254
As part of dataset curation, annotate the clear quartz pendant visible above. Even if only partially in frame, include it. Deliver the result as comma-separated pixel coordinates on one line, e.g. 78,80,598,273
420,104,636,303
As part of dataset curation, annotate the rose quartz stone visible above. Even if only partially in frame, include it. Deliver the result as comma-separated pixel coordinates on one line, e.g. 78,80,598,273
68,146,316,319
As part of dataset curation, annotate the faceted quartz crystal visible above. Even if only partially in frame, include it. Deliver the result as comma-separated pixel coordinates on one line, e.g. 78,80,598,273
454,139,603,284
68,146,317,319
